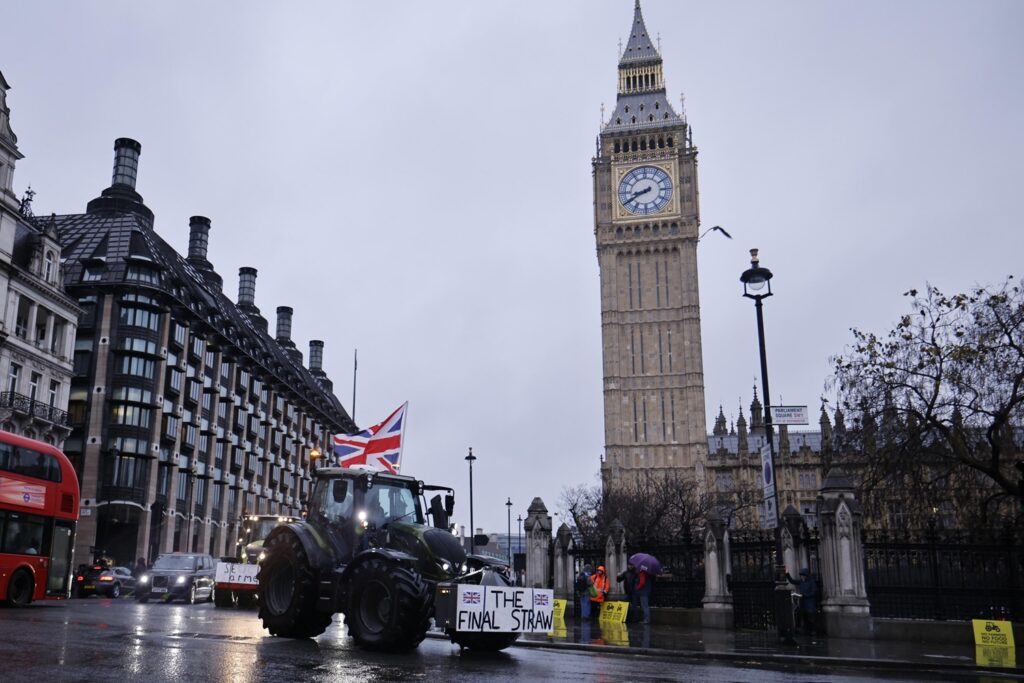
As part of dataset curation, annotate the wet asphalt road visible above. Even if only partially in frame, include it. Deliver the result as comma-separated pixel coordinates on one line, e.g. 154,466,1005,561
0,598,1013,682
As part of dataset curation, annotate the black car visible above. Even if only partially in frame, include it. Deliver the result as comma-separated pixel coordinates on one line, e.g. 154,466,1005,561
136,553,216,604
75,562,136,598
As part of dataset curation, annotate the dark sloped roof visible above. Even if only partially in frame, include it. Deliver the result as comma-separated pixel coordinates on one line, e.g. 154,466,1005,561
43,206,354,433
620,1,660,65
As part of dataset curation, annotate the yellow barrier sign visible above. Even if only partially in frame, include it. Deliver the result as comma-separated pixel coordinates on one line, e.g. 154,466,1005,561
552,598,567,621
972,619,1015,647
972,619,1016,668
599,600,629,624
549,615,567,639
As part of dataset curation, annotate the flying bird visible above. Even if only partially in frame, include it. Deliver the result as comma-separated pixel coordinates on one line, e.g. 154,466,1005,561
699,225,732,241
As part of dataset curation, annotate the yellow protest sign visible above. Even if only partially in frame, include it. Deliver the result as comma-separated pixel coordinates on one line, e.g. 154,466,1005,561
599,600,629,623
552,598,567,621
972,619,1016,669
972,619,1015,648
549,615,567,639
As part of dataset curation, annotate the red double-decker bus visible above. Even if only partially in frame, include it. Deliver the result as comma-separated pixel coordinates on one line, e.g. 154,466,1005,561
0,430,79,606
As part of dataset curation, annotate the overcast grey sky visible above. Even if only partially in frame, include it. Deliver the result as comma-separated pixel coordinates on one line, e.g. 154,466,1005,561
4,1,1023,534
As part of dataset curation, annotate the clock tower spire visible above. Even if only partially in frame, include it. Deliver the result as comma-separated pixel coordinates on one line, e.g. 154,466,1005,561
594,2,708,488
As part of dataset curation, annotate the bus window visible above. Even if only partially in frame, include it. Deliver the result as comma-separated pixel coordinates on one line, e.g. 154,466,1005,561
1,512,46,555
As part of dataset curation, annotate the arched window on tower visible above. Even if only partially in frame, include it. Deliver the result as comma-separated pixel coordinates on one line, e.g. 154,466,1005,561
667,136,674,147
658,137,665,149
614,141,621,153
640,138,647,150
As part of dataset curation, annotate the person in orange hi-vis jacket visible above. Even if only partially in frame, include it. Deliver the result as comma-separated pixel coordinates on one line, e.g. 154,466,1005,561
591,565,610,617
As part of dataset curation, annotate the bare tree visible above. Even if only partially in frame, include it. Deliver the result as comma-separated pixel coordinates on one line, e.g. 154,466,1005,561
831,277,1024,526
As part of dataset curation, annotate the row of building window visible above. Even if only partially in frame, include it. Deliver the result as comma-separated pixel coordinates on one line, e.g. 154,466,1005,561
6,364,61,406
612,135,675,153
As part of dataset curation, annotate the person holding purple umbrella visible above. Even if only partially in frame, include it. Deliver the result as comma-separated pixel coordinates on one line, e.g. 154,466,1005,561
629,552,661,624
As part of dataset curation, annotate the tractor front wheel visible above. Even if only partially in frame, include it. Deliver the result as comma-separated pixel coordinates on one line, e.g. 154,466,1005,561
344,558,431,652
258,530,332,638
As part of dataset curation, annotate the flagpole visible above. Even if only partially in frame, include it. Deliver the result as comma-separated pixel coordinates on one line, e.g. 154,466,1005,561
352,348,358,423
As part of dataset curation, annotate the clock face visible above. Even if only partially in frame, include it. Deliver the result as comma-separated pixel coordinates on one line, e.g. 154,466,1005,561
618,166,673,215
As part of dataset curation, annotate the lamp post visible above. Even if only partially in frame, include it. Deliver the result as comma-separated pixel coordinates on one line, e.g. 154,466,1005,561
505,497,513,568
740,248,795,644
466,447,476,554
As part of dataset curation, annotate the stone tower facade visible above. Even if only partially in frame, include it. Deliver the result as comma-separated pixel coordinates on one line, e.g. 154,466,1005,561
595,2,708,487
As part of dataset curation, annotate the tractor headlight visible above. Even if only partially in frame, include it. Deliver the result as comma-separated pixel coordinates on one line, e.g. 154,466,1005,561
176,575,187,585
258,551,266,562
139,575,149,584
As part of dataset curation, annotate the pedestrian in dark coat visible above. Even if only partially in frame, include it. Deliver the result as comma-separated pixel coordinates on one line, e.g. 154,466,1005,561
787,568,819,635
617,564,639,622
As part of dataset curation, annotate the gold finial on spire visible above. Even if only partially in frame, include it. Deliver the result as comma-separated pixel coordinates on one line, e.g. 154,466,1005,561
617,38,623,59
657,32,662,52
600,102,606,126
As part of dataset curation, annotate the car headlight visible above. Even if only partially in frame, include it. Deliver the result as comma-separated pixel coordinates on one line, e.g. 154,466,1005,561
257,551,266,562
176,575,187,585
139,575,149,584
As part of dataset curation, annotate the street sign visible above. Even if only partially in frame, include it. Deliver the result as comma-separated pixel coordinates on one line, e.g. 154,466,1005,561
762,495,779,529
760,444,776,500
770,405,809,425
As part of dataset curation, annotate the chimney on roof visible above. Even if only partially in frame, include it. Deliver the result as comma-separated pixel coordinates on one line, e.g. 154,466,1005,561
309,340,324,374
87,137,153,222
238,267,257,307
188,216,211,262
276,306,294,344
111,138,141,189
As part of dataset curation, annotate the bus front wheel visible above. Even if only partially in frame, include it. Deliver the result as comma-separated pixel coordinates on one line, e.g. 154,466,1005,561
5,568,34,607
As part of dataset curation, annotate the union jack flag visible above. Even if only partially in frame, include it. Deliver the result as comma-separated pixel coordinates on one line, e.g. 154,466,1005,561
462,590,481,604
534,594,549,606
333,402,408,474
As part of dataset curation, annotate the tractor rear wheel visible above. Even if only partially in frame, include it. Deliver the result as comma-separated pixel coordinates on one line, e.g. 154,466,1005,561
344,558,431,652
258,530,332,638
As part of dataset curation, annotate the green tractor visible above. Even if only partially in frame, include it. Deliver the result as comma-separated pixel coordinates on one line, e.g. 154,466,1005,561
257,466,522,652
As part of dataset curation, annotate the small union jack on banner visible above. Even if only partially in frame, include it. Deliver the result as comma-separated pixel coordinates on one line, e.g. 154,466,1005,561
462,590,481,604
333,402,408,474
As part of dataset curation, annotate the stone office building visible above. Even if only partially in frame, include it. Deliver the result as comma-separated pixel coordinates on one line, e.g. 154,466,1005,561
42,137,354,565
0,71,79,446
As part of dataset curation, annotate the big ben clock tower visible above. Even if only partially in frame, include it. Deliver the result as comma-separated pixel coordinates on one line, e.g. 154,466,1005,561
595,1,708,487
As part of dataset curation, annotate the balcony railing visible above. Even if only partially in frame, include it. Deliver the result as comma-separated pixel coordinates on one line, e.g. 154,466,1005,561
0,392,71,427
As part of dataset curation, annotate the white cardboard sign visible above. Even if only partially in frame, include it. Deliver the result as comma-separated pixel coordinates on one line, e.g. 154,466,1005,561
455,584,554,633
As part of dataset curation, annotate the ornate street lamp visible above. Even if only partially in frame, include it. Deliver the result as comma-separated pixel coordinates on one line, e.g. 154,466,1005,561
466,447,477,554
740,248,795,644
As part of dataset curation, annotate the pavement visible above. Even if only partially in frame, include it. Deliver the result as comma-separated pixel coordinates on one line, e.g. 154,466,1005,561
453,617,1024,678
